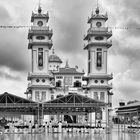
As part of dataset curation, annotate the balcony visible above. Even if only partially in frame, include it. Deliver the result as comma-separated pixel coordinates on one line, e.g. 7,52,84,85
28,26,53,39
28,40,53,49
84,40,112,49
83,83,113,90
28,72,53,80
83,73,113,81
84,27,112,40
31,26,50,31
27,83,54,89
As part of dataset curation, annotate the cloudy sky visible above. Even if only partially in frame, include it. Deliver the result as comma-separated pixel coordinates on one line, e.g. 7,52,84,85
0,0,140,107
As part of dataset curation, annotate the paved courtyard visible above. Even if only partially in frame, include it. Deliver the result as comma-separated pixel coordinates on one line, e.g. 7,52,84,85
0,131,140,140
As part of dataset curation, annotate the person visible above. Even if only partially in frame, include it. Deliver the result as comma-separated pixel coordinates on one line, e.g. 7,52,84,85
29,121,32,133
11,122,15,133
35,121,38,133
97,120,101,127
45,122,48,133
49,121,52,133
58,121,62,133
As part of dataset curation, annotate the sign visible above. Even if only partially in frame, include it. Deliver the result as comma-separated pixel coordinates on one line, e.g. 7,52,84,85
69,87,78,93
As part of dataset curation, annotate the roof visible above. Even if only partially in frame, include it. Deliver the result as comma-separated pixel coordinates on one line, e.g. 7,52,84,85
0,92,106,115
116,101,140,115
88,14,108,22
88,8,108,23
42,93,106,114
0,92,38,115
45,93,106,105
117,101,140,109
31,7,49,22
53,67,84,75
0,92,36,104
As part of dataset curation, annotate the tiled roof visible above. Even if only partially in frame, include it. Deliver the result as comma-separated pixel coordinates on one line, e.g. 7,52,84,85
53,67,84,75
118,101,140,109
88,14,108,23
31,12,49,22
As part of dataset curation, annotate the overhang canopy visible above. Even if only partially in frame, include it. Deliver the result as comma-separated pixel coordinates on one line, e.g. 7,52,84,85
43,93,106,115
0,92,106,116
0,92,38,115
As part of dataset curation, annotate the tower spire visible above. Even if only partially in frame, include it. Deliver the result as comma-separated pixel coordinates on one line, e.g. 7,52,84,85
95,0,99,14
65,60,69,68
97,0,99,8
38,0,42,14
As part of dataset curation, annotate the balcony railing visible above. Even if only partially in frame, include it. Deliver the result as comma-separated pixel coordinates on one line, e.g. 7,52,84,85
28,39,53,44
28,26,53,35
30,26,50,31
89,27,108,31
84,27,112,40
87,27,112,34
83,84,113,89
84,40,112,48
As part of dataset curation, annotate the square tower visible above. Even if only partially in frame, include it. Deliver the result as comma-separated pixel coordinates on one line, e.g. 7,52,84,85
84,7,113,124
25,6,53,103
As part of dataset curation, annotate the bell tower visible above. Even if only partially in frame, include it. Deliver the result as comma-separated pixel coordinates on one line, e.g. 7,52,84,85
25,5,53,103
84,6,113,124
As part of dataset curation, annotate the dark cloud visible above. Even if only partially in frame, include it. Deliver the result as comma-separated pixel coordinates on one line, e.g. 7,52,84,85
0,30,29,72
0,4,30,72
51,0,93,54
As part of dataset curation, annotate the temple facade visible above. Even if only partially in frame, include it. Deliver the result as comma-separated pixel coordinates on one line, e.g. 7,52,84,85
25,5,113,124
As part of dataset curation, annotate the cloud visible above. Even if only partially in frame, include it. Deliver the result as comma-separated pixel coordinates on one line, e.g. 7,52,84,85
0,31,29,72
126,20,140,37
0,0,139,108
113,70,140,101
0,67,21,81
0,5,11,24
0,2,31,72
122,0,140,17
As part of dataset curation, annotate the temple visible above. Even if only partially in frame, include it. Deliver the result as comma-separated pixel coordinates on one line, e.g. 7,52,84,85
23,4,113,125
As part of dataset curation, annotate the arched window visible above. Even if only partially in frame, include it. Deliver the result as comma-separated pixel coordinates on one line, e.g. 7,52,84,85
74,81,81,87
96,48,102,68
56,80,61,87
38,48,43,67
51,95,54,100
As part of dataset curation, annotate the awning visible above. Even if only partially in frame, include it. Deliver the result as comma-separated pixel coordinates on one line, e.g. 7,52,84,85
42,93,106,115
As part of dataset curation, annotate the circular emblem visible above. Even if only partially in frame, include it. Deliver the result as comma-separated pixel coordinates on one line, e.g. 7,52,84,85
96,22,102,28
37,21,43,27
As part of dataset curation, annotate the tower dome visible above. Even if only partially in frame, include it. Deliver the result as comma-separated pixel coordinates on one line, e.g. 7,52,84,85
49,49,62,63
49,49,62,71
